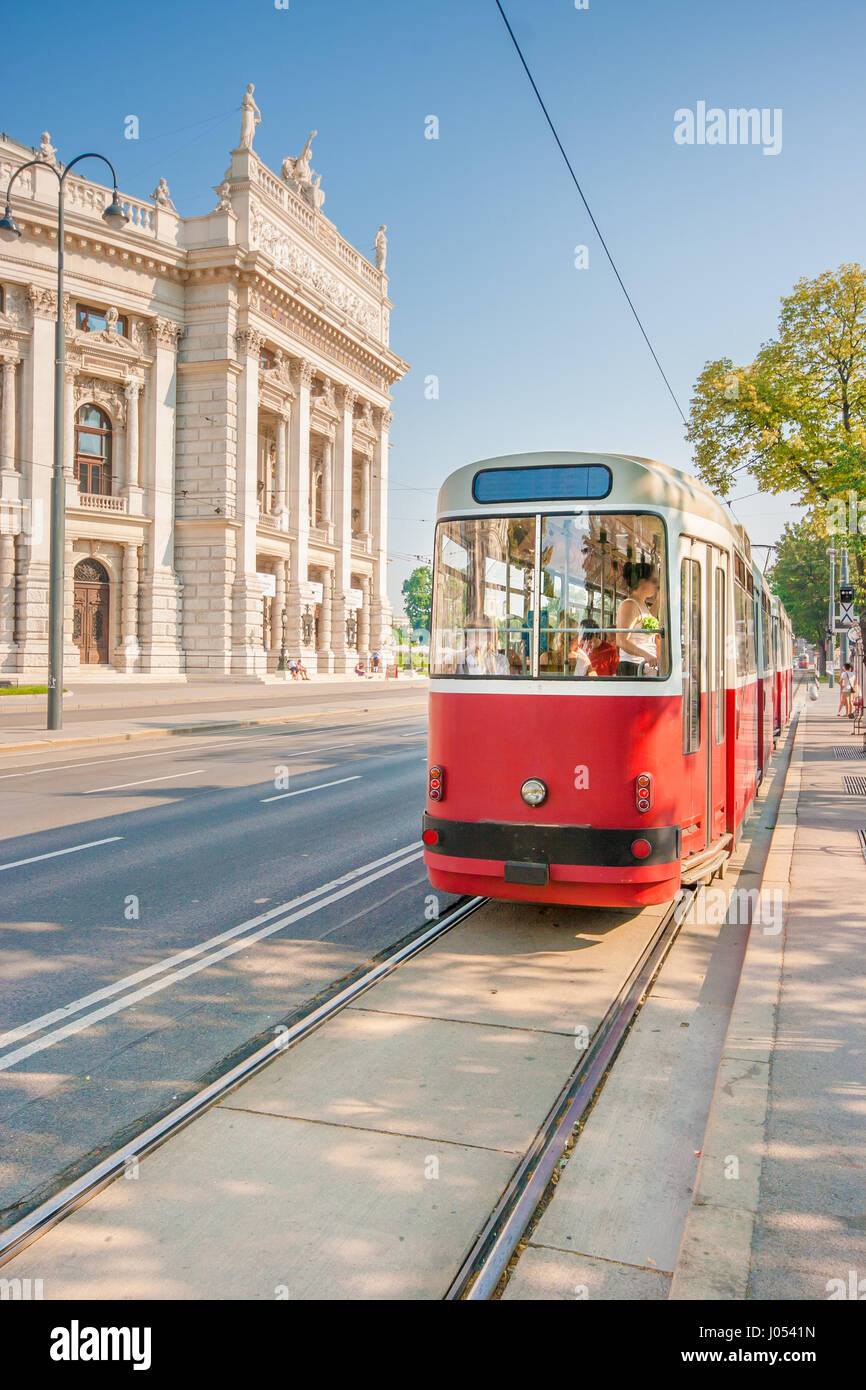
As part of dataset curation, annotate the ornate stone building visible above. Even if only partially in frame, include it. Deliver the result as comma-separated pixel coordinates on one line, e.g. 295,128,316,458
0,97,408,677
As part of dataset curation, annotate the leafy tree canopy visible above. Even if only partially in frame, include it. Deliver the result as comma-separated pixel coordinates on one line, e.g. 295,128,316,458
402,565,432,633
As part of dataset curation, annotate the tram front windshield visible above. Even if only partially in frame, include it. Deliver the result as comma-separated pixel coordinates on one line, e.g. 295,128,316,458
431,512,669,679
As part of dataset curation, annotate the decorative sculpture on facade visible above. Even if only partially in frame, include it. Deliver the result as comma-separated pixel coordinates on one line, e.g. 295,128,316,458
150,178,176,211
374,225,388,272
239,84,261,150
37,132,58,167
214,180,234,213
281,131,325,211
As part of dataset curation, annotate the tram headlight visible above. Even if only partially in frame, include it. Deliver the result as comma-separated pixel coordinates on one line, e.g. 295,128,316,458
520,777,548,807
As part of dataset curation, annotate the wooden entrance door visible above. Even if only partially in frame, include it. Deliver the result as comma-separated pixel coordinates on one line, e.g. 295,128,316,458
73,559,110,664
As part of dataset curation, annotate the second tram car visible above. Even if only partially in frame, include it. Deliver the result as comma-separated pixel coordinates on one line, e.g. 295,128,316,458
423,451,793,909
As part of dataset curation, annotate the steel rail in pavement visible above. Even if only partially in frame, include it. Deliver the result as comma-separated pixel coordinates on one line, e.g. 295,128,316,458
445,886,698,1301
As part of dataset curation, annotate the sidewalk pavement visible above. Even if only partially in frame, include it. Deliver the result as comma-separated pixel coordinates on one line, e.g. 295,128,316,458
672,686,866,1299
0,675,429,755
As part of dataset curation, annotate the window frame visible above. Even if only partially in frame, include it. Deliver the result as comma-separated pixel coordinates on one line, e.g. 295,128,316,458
75,404,113,496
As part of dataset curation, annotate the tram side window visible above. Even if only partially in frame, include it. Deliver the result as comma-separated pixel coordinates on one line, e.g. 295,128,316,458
762,596,772,674
734,579,756,677
430,516,536,675
714,568,725,743
681,558,701,753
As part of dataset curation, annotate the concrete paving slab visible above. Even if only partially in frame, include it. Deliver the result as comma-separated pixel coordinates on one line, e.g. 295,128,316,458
0,1106,514,1299
353,900,668,1037
671,1205,755,1300
501,1244,670,1301
220,1006,573,1154
525,994,729,1275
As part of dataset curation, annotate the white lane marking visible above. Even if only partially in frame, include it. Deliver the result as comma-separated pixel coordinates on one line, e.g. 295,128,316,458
0,841,420,1050
0,720,425,781
82,770,205,795
261,775,361,803
0,837,123,873
0,849,424,1071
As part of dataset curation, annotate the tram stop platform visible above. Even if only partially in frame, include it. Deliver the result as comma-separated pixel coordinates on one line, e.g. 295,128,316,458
671,684,866,1300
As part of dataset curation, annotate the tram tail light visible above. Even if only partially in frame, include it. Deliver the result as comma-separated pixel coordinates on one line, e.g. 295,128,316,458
428,765,445,802
631,838,652,859
635,772,653,814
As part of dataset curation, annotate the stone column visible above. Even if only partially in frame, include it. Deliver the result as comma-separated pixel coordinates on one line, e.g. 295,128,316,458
0,532,16,667
275,411,289,529
0,358,21,670
286,358,315,661
15,294,54,674
64,538,79,666
330,386,356,673
360,456,371,540
231,326,266,677
274,555,288,672
371,408,394,658
123,378,144,514
321,439,333,535
357,575,371,665
317,568,334,673
139,317,184,674
117,543,140,672
1,358,17,474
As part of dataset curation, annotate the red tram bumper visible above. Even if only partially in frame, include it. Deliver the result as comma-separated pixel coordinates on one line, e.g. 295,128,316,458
423,814,683,907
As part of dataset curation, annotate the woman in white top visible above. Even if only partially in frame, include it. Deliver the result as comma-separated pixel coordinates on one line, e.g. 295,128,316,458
615,563,660,675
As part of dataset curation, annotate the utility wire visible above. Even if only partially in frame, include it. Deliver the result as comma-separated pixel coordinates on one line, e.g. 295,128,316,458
493,0,687,426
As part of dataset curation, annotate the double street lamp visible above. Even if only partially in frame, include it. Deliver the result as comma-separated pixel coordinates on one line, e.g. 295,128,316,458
0,154,128,729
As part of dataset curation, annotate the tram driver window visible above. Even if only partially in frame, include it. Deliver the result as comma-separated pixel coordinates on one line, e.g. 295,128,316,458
430,511,668,679
538,513,668,679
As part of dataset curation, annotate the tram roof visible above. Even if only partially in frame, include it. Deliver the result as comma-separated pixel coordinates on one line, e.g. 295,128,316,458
437,451,739,539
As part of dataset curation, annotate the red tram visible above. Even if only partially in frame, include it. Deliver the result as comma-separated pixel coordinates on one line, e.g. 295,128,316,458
423,452,794,909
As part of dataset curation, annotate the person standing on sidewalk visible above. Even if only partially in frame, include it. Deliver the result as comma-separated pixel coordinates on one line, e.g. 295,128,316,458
838,663,854,716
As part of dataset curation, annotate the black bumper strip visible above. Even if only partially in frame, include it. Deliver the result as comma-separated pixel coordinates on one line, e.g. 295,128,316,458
422,815,681,868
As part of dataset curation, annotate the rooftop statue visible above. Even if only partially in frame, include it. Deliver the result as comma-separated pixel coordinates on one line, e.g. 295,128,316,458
281,131,325,211
239,84,261,151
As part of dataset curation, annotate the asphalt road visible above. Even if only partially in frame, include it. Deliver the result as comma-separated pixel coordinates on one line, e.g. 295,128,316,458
0,704,452,1224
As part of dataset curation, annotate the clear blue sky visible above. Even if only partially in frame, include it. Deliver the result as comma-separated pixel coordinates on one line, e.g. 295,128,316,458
4,0,863,608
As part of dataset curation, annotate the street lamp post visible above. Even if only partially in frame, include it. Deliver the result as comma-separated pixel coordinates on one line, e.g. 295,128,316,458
0,153,128,729
826,544,837,688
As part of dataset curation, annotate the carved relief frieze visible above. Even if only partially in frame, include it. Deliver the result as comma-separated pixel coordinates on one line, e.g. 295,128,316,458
73,376,128,425
249,207,380,335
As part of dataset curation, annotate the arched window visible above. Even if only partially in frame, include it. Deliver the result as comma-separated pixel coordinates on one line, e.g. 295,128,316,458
75,405,112,495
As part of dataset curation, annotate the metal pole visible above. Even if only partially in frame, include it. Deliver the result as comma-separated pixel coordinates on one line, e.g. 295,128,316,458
841,544,850,667
827,545,836,688
47,193,66,729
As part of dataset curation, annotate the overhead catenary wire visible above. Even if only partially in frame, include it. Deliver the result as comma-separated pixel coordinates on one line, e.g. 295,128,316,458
493,0,687,427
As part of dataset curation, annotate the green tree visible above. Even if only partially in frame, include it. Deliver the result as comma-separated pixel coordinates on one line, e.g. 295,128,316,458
402,565,432,633
686,263,866,646
767,521,833,672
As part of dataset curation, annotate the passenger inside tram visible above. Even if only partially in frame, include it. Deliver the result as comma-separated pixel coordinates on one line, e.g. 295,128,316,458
615,562,661,676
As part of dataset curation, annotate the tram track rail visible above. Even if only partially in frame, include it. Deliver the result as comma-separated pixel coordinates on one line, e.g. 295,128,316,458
0,893,487,1270
1,882,699,1297
446,885,698,1301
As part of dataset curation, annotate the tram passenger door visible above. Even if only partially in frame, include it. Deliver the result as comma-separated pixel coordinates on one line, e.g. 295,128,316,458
681,542,726,856
707,548,727,844
680,543,708,855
